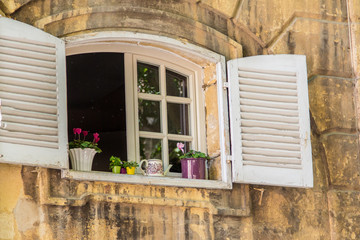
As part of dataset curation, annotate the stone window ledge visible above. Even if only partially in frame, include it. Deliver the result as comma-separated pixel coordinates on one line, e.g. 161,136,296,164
62,170,232,189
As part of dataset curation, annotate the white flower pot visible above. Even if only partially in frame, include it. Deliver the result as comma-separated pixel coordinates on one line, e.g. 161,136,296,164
69,148,97,171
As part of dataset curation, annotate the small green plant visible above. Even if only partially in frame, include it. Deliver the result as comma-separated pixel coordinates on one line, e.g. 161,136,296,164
123,161,139,168
176,142,210,160
109,156,123,170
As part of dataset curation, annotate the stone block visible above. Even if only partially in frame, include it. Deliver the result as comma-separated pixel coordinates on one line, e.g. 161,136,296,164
328,190,360,240
309,76,356,133
204,84,220,157
321,133,360,187
251,187,330,240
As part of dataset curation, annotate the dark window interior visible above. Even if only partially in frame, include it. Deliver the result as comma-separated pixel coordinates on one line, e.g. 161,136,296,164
66,53,127,172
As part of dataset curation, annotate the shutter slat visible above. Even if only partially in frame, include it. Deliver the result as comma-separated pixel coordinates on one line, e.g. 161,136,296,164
3,115,57,128
241,127,299,138
240,98,298,110
1,62,56,76
0,92,57,106
239,84,298,96
239,77,297,90
0,38,56,55
2,98,57,114
0,76,57,91
238,71,297,83
0,135,57,149
0,46,56,62
0,130,58,142
228,55,313,187
241,119,299,131
240,91,298,103
241,105,298,117
243,154,301,165
0,35,55,48
2,106,57,121
242,147,301,158
4,122,57,136
242,140,301,151
0,83,56,98
242,134,300,144
241,112,299,124
238,66,297,76
0,54,56,69
0,69,56,83
243,161,302,169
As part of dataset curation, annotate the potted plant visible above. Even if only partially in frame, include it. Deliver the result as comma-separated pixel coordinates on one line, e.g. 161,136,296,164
176,142,210,179
109,156,124,174
123,161,139,175
68,128,102,171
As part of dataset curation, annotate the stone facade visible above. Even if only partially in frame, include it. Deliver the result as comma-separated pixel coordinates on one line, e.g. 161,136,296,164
0,0,359,239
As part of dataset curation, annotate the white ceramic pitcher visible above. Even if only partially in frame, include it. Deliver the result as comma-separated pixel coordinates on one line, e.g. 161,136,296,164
139,159,172,176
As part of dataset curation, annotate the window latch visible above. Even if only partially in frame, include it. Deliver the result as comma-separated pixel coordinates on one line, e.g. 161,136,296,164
223,82,229,89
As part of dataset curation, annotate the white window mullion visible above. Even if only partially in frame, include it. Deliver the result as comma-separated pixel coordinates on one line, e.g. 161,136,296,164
133,55,142,162
125,53,137,162
160,64,169,167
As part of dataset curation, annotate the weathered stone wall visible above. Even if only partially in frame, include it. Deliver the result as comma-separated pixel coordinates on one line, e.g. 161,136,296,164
0,0,359,239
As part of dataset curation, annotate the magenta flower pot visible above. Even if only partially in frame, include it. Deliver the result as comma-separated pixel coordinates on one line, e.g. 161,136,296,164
120,168,127,174
181,158,206,179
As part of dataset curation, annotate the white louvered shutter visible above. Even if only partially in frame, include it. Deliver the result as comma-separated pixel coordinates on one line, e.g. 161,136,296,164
0,17,68,168
228,55,312,188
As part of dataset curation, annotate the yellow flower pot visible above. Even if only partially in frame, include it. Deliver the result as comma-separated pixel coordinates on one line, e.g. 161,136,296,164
126,166,136,175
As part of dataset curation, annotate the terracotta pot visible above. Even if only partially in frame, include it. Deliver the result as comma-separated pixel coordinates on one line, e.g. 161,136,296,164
69,148,97,171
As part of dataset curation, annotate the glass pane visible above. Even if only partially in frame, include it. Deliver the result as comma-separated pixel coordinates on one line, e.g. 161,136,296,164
137,62,160,95
138,99,161,132
169,141,190,173
140,138,162,160
167,103,189,135
166,69,188,97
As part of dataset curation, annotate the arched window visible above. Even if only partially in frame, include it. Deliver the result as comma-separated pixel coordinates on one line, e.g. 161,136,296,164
66,40,206,177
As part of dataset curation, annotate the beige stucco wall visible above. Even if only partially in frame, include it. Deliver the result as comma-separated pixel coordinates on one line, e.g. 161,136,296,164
0,0,359,239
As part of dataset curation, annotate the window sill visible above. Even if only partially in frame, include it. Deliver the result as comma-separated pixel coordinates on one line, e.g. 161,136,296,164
61,169,231,189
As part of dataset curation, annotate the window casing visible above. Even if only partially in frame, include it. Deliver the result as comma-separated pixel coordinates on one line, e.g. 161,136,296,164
66,41,206,177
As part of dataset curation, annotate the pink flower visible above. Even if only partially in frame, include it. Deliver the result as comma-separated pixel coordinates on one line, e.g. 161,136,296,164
177,142,185,153
82,131,88,137
93,133,99,139
94,137,100,143
75,128,82,134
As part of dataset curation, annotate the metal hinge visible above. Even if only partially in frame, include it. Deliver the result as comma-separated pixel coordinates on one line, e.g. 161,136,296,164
223,82,229,89
226,155,232,164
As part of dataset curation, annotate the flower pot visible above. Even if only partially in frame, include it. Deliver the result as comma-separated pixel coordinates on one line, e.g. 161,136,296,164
126,166,136,175
112,166,121,174
69,148,97,171
181,158,206,179
120,168,127,174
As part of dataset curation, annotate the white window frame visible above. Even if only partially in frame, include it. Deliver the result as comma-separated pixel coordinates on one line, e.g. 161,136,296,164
62,32,232,189
132,55,198,176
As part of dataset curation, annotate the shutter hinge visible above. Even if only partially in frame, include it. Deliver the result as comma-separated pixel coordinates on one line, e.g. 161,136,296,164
226,155,232,164
0,154,3,158
223,82,229,89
